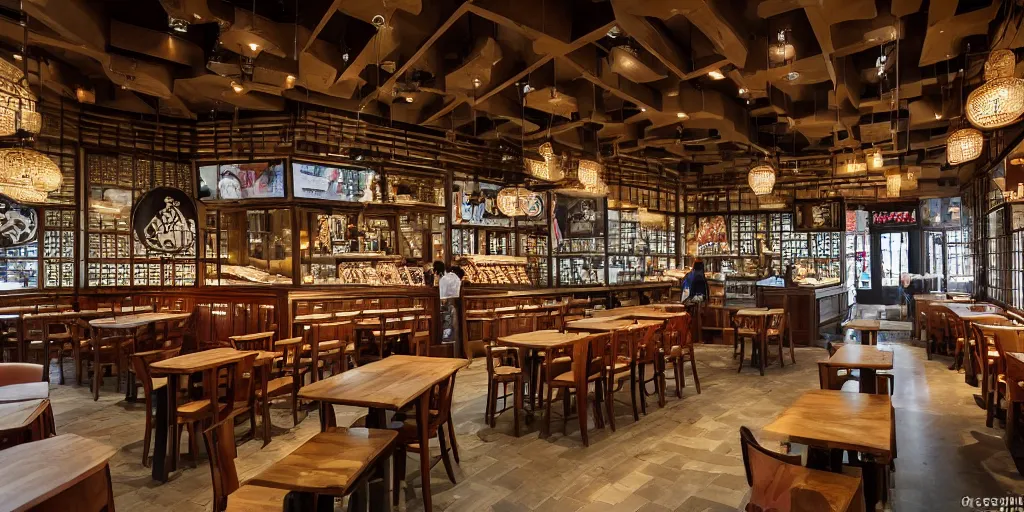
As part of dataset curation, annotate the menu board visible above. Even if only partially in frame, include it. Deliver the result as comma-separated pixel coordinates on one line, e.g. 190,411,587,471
293,161,378,202
793,198,844,232
198,161,285,201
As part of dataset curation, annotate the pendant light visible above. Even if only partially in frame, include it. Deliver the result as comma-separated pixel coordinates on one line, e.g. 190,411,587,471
885,168,901,197
748,161,776,196
496,187,542,217
947,127,984,165
0,148,63,203
903,166,919,191
966,49,1024,130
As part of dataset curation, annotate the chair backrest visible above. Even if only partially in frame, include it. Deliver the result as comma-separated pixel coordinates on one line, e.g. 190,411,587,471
429,373,458,432
1005,353,1024,403
203,409,247,512
1008,311,1024,325
572,333,609,385
130,348,182,396
228,331,275,352
988,325,1024,363
224,353,259,408
739,426,802,487
0,362,44,386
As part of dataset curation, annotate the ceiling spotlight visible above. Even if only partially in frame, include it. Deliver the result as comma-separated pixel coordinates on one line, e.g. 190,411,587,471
230,81,244,94
193,13,202,20
472,77,482,88
371,14,386,29
607,26,622,39
738,87,748,95
676,112,688,119
247,42,260,52
783,71,800,81
640,108,646,112
284,75,297,89
168,17,189,33
12,53,21,61
708,70,725,80
341,52,350,63
405,96,414,103
934,113,942,120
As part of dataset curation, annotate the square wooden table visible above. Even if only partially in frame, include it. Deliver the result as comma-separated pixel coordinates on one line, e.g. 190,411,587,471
497,330,592,420
0,433,116,512
564,318,663,333
0,399,52,448
764,389,893,463
824,345,894,394
298,355,468,512
88,311,193,401
248,427,398,510
0,381,49,403
149,348,257,482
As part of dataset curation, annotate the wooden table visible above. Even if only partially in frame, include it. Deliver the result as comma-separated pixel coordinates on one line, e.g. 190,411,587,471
0,399,52,448
0,381,49,403
149,348,256,482
841,319,912,346
764,389,893,463
497,330,592,420
0,433,116,512
298,355,468,512
88,311,193,401
942,303,1006,384
248,427,398,510
564,318,663,333
823,345,894,394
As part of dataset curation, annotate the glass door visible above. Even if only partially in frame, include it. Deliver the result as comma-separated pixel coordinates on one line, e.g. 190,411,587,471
879,231,909,295
924,231,945,291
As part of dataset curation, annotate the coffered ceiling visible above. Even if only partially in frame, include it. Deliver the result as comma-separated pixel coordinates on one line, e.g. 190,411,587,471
1,0,1021,186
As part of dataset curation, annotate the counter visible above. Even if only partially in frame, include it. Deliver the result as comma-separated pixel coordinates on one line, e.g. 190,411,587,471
757,283,849,346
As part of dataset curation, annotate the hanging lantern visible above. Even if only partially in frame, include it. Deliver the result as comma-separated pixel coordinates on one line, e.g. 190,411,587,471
866,149,884,170
576,159,603,187
747,163,776,195
885,168,901,197
0,59,40,136
903,166,919,191
966,77,1024,129
947,128,984,165
0,148,62,203
556,158,609,197
985,49,1016,81
523,142,564,181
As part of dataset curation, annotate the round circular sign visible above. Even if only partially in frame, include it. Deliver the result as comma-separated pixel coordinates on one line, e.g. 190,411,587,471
0,195,37,248
132,187,197,254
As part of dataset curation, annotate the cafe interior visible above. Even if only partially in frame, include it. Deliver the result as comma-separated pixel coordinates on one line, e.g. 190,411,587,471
3,0,1024,510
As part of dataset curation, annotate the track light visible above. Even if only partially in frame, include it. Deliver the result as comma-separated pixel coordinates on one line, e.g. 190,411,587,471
708,70,725,80
230,81,244,94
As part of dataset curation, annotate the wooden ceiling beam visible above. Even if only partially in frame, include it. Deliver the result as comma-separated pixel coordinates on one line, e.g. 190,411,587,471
610,0,689,81
562,46,661,112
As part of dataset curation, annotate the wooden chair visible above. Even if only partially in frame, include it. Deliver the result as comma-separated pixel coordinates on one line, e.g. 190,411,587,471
203,409,291,512
484,344,524,436
227,331,275,352
765,308,795,365
663,312,701,398
544,333,608,447
76,319,135,401
634,322,667,413
305,321,346,382
740,426,865,512
23,319,72,385
604,323,648,430
734,312,770,376
270,336,305,427
391,373,460,506
130,347,182,467
984,325,1024,429
176,353,258,468
971,318,1014,426
1003,352,1024,450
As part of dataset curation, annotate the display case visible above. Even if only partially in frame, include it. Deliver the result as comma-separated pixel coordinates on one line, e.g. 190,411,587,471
203,208,292,286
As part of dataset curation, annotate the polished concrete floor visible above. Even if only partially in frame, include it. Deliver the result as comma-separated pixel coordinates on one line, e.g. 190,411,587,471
40,309,1024,511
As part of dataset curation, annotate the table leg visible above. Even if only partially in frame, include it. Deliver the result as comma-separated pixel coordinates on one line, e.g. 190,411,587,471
151,378,171,482
319,402,338,431
416,392,432,512
284,491,332,512
92,329,102,401
16,317,24,363
860,368,878,394
41,323,50,383
260,365,271,446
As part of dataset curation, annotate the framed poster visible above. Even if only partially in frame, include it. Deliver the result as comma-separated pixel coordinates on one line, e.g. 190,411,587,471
452,181,512,227
132,187,197,254
553,194,605,239
198,160,285,201
0,195,37,247
793,198,845,232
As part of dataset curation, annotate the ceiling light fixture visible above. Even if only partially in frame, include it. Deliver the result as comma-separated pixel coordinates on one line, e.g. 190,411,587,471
783,71,800,81
966,50,1024,129
885,168,901,197
405,96,414,103
0,59,39,135
11,54,21,62
472,77,482,88
247,42,260,52
0,148,63,203
640,108,646,112
748,162,776,195
708,70,725,80
934,113,942,120
168,17,189,33
738,87,747,95
230,81,244,94
947,128,983,165
676,112,688,119
284,75,296,89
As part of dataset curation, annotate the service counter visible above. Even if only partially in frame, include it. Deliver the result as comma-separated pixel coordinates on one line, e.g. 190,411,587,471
756,283,850,346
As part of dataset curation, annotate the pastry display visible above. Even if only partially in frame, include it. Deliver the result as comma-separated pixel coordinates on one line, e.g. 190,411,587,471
457,255,533,286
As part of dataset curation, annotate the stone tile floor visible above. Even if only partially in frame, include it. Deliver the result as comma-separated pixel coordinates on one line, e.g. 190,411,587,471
40,312,1024,511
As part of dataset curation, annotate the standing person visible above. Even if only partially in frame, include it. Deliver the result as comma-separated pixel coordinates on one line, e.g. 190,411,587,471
680,260,708,304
